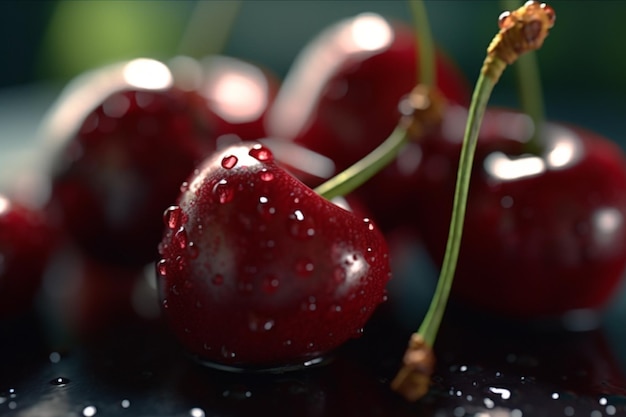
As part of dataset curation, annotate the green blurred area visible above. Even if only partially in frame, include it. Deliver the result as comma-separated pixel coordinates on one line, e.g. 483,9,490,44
1,0,625,136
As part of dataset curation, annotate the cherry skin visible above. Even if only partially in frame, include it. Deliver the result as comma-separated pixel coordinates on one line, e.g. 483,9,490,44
157,142,391,368
266,12,470,179
44,58,223,267
0,194,57,317
413,108,626,318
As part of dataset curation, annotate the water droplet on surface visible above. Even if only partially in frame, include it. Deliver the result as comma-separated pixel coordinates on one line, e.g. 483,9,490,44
50,377,70,386
188,241,199,259
363,218,375,231
157,259,168,277
213,179,234,204
259,169,274,182
488,386,511,400
248,144,273,162
288,210,316,239
221,345,236,359
83,405,97,417
189,407,205,417
249,315,275,332
174,227,188,249
221,154,238,169
180,181,189,192
164,206,184,229
121,399,131,409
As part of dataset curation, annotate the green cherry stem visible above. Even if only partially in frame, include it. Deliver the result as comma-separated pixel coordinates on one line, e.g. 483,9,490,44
409,0,436,88
391,1,556,402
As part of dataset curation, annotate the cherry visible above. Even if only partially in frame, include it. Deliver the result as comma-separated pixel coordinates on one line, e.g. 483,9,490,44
44,58,220,267
266,12,470,179
0,194,57,317
157,142,391,368
413,108,626,317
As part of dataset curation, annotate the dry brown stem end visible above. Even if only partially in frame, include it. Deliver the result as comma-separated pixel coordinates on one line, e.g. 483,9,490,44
399,84,446,141
390,333,436,402
483,1,556,78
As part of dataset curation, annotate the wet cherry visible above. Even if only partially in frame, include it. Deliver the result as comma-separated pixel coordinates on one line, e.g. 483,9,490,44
157,142,391,368
414,108,626,317
0,194,57,317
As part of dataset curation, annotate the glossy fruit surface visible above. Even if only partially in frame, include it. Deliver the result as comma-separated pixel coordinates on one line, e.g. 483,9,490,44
0,194,56,317
414,108,626,317
157,142,391,368
266,12,470,177
45,58,218,267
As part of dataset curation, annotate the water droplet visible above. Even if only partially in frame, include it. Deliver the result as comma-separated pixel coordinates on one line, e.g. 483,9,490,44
259,169,274,182
212,274,224,286
221,345,236,359
353,327,364,338
295,258,314,277
248,144,273,162
121,399,131,409
174,227,188,249
301,296,317,312
180,181,189,193
50,377,70,386
488,386,511,400
188,241,199,259
283,339,292,347
157,259,168,277
262,275,279,294
288,210,316,239
49,352,61,363
551,392,560,400
331,305,342,313
164,206,184,229
213,179,234,204
248,315,275,332
258,196,276,218
498,11,511,28
83,405,97,417
363,218,375,231
221,154,238,169
189,407,205,417
222,386,253,400
175,255,187,271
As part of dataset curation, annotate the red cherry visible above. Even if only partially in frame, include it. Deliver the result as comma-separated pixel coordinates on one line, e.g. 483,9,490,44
44,58,219,267
0,194,57,317
266,13,470,177
414,108,626,317
157,142,391,368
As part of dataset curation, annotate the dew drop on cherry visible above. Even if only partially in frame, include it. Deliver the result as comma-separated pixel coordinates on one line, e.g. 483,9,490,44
180,181,189,193
188,241,199,259
221,155,238,169
288,210,316,239
248,144,273,162
156,259,168,277
164,206,184,229
174,227,188,249
213,179,235,204
259,169,274,182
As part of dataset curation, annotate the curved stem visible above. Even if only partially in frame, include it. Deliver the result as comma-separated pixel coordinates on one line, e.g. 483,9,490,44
418,69,498,346
314,127,409,200
409,0,436,88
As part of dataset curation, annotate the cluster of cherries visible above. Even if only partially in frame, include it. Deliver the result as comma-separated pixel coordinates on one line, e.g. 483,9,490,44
2,7,626,375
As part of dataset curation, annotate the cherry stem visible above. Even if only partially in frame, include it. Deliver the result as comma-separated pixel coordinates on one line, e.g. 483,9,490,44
391,1,555,401
409,0,436,87
314,127,410,200
501,0,546,154
418,69,498,346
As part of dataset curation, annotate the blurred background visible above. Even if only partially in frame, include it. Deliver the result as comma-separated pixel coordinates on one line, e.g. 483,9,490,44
1,0,625,132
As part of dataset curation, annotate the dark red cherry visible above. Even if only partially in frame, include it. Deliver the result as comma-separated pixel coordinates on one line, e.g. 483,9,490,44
43,58,219,267
414,109,626,317
157,142,391,368
0,194,57,317
266,12,470,178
